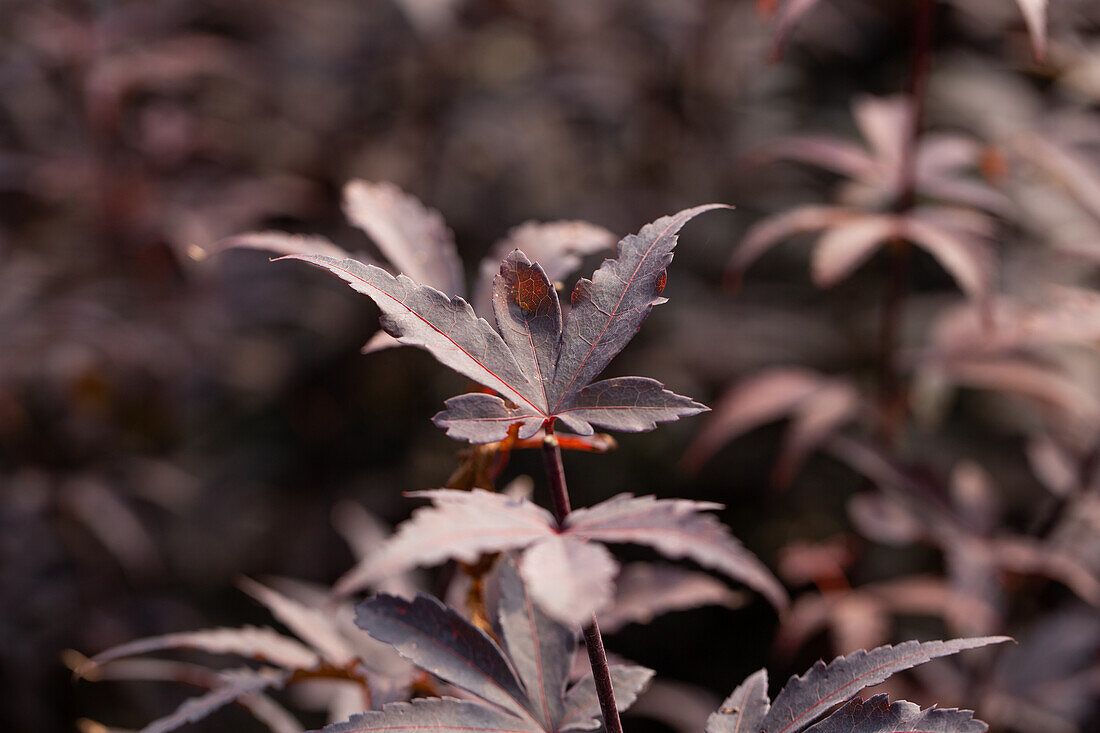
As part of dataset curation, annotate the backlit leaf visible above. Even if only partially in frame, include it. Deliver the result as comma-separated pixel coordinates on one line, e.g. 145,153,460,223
520,535,619,628
565,494,789,611
804,694,988,733
762,637,1011,733
334,489,555,597
355,593,531,719
549,204,729,411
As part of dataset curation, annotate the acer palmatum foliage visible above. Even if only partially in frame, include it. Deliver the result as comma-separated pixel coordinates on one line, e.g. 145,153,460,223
324,559,653,733
284,205,721,443
333,489,787,626
707,637,1010,733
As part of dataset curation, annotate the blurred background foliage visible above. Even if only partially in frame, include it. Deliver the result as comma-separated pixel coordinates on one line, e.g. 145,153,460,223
1,1,1099,731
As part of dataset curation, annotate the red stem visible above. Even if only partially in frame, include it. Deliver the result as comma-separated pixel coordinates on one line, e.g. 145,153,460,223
541,422,623,733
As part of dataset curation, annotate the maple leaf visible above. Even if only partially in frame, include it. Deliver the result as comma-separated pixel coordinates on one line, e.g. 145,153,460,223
286,206,724,443
325,560,653,733
333,489,787,625
707,637,1009,733
803,694,989,733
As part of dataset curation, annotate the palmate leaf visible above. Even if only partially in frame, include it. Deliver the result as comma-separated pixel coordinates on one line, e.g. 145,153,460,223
564,494,789,614
335,489,786,626
288,206,720,443
333,489,556,597
757,637,1009,733
333,580,653,733
356,593,531,718
804,694,988,733
549,204,727,411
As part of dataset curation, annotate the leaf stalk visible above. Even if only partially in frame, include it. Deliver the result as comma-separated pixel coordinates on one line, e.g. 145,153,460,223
541,422,624,733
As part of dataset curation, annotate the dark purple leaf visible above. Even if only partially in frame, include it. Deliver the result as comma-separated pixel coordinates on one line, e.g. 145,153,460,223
555,377,708,435
707,669,769,733
322,697,538,733
565,494,789,612
549,204,729,411
558,664,655,732
761,637,1011,733
432,392,545,443
804,694,988,733
333,489,555,597
497,557,576,730
493,250,563,410
355,593,531,719
290,207,721,444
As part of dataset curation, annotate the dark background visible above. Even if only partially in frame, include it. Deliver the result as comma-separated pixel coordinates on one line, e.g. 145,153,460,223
2,1,1098,731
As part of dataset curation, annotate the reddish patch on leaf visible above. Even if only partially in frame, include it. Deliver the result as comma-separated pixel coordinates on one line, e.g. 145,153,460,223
655,270,667,295
511,266,550,313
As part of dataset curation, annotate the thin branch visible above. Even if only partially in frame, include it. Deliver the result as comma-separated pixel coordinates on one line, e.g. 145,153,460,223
541,422,623,733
